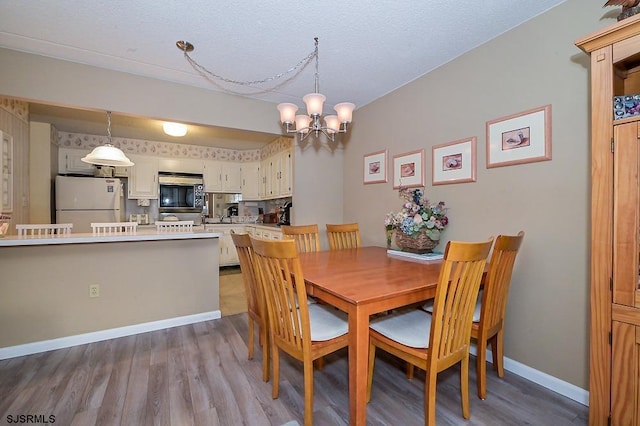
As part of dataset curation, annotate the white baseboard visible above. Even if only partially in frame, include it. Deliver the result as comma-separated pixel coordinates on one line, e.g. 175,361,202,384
470,345,589,406
0,310,222,360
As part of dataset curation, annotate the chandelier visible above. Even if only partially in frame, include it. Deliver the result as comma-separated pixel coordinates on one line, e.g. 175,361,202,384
276,38,354,142
176,37,354,142
81,111,134,167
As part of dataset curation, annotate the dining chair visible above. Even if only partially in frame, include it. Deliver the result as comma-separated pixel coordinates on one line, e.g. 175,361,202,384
250,236,349,426
367,238,493,425
470,231,524,399
419,231,525,399
325,223,361,250
16,223,73,237
281,224,321,253
91,222,138,236
230,230,270,382
155,220,194,232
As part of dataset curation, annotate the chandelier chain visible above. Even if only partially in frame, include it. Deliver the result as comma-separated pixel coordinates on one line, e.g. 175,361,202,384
106,111,112,143
181,45,317,88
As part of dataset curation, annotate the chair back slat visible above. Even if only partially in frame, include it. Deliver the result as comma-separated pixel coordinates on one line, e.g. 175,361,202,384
326,223,361,250
429,239,493,366
16,223,73,237
91,222,138,236
155,220,194,232
480,231,525,329
230,231,265,323
251,237,311,354
281,224,321,253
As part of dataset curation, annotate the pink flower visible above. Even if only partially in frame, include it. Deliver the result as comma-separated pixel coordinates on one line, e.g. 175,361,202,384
413,215,423,224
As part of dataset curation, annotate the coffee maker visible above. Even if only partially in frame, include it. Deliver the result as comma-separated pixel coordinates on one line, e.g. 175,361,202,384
278,201,292,226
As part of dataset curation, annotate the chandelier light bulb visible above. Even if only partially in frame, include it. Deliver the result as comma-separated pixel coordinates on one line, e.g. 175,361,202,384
303,93,326,116
277,103,299,124
334,102,355,124
324,115,340,134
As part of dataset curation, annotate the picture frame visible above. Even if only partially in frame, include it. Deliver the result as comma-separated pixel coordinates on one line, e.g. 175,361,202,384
363,149,388,184
432,137,477,185
486,104,552,168
393,149,425,189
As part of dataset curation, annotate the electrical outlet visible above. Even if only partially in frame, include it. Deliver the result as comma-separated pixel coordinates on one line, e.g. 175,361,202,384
89,284,100,298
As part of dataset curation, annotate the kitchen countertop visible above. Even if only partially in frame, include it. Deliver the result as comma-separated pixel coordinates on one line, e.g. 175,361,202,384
0,229,222,247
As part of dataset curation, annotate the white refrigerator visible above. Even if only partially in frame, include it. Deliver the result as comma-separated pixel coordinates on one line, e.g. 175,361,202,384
55,175,124,233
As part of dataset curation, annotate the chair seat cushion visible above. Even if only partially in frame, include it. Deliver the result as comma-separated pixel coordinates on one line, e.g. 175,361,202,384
370,308,433,348
422,290,482,322
308,304,348,341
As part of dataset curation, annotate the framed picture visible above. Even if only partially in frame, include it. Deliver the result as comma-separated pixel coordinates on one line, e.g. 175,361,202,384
393,149,425,189
486,104,552,168
432,137,477,185
363,150,388,184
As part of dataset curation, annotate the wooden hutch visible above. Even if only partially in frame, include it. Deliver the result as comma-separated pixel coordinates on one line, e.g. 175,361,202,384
577,14,640,425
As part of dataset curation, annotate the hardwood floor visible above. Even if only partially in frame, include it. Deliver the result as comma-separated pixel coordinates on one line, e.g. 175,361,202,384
0,314,587,425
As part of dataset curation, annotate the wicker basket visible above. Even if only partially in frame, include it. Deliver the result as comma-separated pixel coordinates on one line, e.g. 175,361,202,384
395,231,439,254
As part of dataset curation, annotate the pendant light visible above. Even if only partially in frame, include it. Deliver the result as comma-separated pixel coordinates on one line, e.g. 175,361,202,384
81,111,134,167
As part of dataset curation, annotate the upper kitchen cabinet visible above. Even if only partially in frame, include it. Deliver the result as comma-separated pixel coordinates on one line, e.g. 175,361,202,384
203,160,241,193
126,154,158,199
158,157,203,174
262,149,293,199
241,161,260,200
58,148,94,175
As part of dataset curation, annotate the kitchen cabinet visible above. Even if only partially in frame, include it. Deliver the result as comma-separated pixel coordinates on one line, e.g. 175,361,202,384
158,157,203,174
210,224,245,265
126,154,158,199
58,148,94,175
576,15,640,425
252,225,282,240
241,161,260,200
203,160,241,193
262,149,293,199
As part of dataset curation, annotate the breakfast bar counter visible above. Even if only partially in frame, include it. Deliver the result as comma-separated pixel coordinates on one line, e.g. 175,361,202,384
0,230,222,358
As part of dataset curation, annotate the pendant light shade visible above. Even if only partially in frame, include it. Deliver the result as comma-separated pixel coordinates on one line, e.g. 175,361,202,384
81,111,134,167
82,144,134,167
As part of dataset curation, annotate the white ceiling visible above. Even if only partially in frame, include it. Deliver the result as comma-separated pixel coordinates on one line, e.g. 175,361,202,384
0,0,568,148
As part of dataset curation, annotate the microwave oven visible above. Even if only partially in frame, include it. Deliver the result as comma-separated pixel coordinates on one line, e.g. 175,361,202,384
158,172,204,213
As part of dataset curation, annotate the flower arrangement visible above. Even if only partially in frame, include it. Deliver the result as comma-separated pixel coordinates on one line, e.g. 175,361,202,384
384,188,448,251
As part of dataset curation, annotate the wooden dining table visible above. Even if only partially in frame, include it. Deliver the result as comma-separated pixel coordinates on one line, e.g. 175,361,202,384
297,246,443,426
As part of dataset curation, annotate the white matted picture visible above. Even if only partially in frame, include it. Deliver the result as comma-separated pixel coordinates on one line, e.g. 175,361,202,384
363,150,388,184
393,149,425,189
432,137,477,185
486,104,552,168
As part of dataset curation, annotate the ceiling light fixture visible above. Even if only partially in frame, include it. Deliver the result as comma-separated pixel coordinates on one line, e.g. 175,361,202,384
277,38,355,142
176,37,354,142
81,111,134,167
163,122,188,137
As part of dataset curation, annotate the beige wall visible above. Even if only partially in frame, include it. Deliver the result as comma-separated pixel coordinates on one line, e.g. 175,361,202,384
0,238,219,347
343,0,604,389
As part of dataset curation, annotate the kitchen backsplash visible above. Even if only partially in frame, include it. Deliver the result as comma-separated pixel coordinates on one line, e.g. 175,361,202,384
56,131,292,162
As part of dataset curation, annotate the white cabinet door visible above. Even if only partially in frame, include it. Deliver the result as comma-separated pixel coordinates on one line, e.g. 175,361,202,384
221,162,241,192
241,162,260,200
279,150,293,197
203,160,222,192
267,154,281,198
58,148,95,175
259,158,268,199
159,158,203,174
211,225,244,265
127,154,158,199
